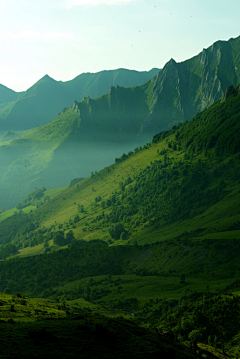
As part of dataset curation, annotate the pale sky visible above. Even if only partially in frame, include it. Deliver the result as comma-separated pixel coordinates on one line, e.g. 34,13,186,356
0,0,240,92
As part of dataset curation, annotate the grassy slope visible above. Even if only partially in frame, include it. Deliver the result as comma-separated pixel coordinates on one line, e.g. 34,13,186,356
0,186,67,223
0,84,239,354
32,134,240,245
0,292,66,322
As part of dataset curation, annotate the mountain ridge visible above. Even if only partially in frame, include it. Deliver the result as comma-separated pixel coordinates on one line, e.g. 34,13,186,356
0,68,161,132
1,36,240,209
68,35,240,141
0,84,239,355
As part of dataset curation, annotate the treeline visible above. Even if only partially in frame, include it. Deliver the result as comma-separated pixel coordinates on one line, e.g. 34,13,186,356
0,211,38,246
0,241,132,296
142,282,240,354
0,210,80,251
69,177,85,188
114,144,150,164
16,188,49,209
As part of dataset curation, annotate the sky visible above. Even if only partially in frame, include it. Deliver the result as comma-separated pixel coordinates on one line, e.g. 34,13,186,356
0,0,240,92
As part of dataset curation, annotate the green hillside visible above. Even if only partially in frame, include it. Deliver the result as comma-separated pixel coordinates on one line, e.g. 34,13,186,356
0,84,240,355
1,84,240,251
0,68,160,131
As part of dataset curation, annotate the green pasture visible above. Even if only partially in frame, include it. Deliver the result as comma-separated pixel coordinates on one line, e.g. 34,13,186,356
53,274,235,305
0,292,66,323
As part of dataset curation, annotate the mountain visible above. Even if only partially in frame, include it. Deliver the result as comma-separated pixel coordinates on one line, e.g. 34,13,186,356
1,35,240,209
1,83,240,255
70,36,240,138
2,35,240,135
0,68,160,132
0,84,22,104
0,84,240,356
28,84,240,247
0,104,148,208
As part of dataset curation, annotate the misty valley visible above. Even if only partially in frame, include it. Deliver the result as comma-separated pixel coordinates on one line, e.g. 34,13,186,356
0,36,240,358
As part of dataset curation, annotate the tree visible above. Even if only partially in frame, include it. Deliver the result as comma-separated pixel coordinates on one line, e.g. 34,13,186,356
53,231,66,246
188,329,202,344
108,223,127,240
74,214,80,223
66,230,75,243
78,204,85,213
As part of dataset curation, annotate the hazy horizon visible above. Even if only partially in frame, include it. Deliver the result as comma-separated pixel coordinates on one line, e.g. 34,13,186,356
0,0,240,92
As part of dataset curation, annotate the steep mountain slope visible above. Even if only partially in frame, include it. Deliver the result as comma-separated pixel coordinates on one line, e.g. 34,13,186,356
1,84,240,253
0,68,160,132
71,36,240,138
0,86,240,356
1,36,240,209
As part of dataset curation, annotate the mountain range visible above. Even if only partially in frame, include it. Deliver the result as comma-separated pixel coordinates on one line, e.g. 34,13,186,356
0,35,240,210
0,79,239,356
0,35,240,357
0,68,160,132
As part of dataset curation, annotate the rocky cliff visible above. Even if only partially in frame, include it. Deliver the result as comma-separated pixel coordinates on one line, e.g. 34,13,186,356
70,35,240,138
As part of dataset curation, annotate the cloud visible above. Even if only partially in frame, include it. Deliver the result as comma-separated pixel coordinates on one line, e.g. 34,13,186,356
65,0,135,8
0,30,72,41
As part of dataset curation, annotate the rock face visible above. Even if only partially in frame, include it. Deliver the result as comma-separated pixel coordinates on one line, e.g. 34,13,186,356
71,36,240,138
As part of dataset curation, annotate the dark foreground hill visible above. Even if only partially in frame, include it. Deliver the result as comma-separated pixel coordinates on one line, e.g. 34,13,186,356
0,317,199,359
0,292,199,359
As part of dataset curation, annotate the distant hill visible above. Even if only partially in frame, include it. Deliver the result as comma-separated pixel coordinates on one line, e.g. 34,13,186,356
0,68,160,132
0,84,22,104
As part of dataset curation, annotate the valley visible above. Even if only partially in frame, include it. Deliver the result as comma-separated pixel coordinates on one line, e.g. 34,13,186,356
1,36,240,209
0,36,240,358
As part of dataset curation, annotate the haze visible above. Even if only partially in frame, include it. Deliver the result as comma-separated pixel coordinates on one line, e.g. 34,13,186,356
0,0,240,91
